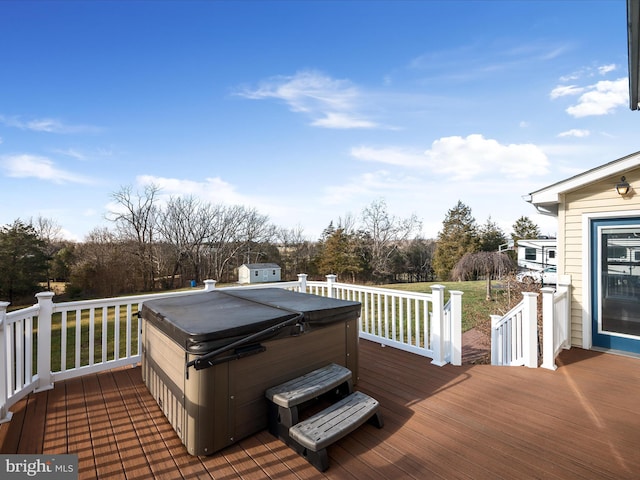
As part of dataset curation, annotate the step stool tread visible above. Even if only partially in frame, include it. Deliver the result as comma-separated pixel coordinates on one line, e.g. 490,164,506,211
265,363,352,408
289,391,379,451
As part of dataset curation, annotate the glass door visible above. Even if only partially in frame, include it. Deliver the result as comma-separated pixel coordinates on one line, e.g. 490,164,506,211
591,218,640,353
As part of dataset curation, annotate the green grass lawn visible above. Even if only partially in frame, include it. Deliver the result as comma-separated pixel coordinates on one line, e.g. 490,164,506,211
27,305,141,375
380,280,517,333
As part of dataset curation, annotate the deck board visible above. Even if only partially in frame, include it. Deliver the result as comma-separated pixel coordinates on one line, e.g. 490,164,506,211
2,340,640,480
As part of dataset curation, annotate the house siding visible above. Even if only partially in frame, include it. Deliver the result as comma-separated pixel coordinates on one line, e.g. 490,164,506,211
562,169,640,348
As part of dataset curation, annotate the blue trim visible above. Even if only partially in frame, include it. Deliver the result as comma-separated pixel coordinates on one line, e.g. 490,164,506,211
590,217,640,353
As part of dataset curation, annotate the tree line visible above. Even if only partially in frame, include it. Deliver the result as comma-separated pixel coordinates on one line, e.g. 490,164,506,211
0,185,543,303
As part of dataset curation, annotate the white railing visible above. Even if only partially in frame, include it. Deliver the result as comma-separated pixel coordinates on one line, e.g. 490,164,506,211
0,301,39,423
315,275,463,366
540,276,572,370
491,292,538,367
490,275,572,370
0,274,463,424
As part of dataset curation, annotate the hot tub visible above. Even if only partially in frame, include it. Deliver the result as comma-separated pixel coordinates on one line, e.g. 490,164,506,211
140,288,360,456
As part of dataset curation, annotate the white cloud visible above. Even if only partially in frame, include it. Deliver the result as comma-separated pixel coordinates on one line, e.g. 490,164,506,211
350,146,426,168
565,78,628,117
137,174,247,205
557,129,590,138
598,64,616,75
423,134,549,181
237,70,381,129
312,113,378,129
53,148,87,160
322,170,420,206
550,85,584,99
348,135,549,182
559,64,617,83
1,154,94,184
0,115,101,134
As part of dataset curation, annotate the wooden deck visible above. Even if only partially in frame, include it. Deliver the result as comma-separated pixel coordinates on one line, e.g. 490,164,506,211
2,340,640,479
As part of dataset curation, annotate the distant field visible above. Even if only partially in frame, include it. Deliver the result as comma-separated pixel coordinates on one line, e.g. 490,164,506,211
38,282,67,295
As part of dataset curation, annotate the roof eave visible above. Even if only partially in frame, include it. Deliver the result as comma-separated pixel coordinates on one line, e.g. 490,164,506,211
526,150,640,209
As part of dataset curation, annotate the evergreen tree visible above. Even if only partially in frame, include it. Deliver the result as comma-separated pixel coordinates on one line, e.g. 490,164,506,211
478,217,508,252
511,216,541,244
433,201,479,280
316,228,363,282
0,220,49,303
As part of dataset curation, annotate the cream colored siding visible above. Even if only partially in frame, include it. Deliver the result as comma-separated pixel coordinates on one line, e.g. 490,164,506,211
562,169,640,347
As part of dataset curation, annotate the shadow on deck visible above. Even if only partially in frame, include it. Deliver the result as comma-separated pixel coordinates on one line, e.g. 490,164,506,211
2,340,640,479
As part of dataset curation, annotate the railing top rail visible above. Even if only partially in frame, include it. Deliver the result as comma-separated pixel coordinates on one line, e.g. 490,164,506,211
319,281,436,301
5,304,40,324
553,288,568,303
493,301,525,329
217,281,301,291
51,287,210,312
49,281,306,313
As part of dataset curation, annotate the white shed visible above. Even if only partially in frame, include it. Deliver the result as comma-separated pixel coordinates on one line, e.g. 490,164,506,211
238,263,282,284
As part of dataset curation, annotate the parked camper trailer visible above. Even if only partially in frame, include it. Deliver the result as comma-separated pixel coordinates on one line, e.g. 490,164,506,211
516,238,557,272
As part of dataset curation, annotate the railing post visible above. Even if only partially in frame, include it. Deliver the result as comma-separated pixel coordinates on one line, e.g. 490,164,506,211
326,274,337,298
430,285,446,366
540,287,557,371
490,314,502,365
0,302,12,424
449,290,463,366
203,279,217,291
35,292,55,392
558,275,572,349
522,292,539,368
297,273,308,293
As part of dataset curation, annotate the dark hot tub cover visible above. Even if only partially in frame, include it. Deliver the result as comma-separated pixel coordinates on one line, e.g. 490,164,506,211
141,288,360,355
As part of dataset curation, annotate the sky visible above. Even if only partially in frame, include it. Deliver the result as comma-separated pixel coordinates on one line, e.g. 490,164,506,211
1,0,639,242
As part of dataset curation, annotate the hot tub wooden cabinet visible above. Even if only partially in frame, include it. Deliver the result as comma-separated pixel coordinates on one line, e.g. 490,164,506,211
140,288,360,456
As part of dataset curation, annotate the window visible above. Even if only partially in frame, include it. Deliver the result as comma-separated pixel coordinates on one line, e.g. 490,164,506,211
525,248,536,260
548,250,556,259
608,246,627,260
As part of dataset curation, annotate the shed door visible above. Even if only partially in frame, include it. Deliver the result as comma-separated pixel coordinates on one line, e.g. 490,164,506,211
591,218,640,353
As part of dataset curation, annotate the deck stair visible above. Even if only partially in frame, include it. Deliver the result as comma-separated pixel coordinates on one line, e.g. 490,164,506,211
265,363,383,472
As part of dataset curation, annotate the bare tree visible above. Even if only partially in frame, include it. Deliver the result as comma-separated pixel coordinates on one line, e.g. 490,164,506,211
337,213,358,235
241,208,276,264
157,196,221,286
277,225,312,279
107,184,160,291
69,227,136,297
361,199,421,281
451,251,516,300
32,215,64,290
206,205,258,282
